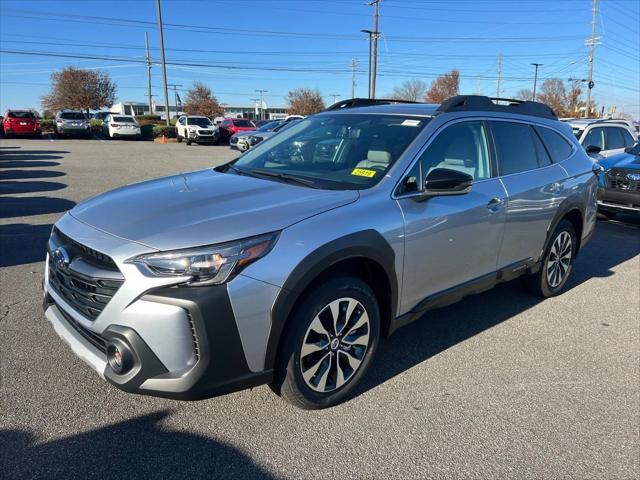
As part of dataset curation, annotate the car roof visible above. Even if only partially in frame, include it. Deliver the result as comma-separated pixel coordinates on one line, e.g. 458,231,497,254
319,102,440,117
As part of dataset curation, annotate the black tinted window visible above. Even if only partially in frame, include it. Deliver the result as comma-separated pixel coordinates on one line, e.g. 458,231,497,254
583,127,605,150
621,129,635,147
536,127,573,162
605,127,626,150
531,129,552,167
492,121,540,175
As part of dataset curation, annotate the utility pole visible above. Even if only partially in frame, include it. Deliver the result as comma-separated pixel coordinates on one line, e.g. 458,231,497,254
531,63,542,101
144,32,153,115
351,58,357,98
155,0,170,126
586,0,598,118
360,30,374,98
370,0,381,99
329,94,340,105
168,84,182,119
496,53,503,99
255,89,268,120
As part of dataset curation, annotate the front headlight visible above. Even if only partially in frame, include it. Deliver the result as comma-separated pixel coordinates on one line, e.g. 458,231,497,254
128,232,279,286
250,136,263,146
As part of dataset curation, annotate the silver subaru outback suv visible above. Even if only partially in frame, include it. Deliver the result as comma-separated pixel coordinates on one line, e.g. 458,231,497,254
44,95,599,409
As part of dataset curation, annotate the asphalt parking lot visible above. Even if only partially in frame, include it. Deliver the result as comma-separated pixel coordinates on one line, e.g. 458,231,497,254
1,137,638,479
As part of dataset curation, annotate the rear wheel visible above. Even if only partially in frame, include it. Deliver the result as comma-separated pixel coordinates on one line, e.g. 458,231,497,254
523,219,576,298
271,276,380,409
177,134,183,143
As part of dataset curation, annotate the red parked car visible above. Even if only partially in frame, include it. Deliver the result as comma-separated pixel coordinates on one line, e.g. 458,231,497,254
2,110,41,138
218,117,255,143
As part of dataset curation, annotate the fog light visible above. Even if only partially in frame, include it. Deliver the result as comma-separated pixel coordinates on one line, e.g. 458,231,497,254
107,341,133,374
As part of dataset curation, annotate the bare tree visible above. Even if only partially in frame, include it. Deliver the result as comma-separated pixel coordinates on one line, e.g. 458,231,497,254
287,88,325,116
389,79,428,102
565,80,584,117
183,82,224,118
536,78,568,116
516,89,534,101
424,69,460,103
41,67,116,114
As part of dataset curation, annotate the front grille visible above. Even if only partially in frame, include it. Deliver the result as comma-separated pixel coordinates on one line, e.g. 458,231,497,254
229,137,238,144
48,229,124,320
199,130,212,135
57,305,107,354
607,170,640,192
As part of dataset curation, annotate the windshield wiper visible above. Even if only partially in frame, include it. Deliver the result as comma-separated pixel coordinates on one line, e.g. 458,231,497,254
248,169,320,188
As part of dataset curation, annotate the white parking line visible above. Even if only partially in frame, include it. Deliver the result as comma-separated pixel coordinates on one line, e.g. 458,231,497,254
48,134,54,142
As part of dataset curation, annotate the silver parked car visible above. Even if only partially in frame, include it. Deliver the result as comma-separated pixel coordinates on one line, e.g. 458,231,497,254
230,120,283,151
563,118,637,157
54,110,91,137
44,95,598,409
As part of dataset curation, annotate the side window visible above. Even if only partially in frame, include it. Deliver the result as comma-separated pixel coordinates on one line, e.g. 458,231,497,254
605,127,626,150
179,117,186,126
582,127,605,150
531,127,552,167
491,121,540,175
621,129,635,147
420,121,491,181
536,126,573,162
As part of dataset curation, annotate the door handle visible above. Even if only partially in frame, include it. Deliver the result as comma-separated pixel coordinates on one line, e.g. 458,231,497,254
487,197,504,211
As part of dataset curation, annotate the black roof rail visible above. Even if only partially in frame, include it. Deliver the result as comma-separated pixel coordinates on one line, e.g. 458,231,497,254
437,95,557,120
325,97,421,111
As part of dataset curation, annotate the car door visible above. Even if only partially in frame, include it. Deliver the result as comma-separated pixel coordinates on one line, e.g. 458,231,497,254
490,120,568,268
396,120,508,313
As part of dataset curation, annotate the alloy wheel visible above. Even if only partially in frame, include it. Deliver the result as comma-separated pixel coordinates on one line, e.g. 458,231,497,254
299,297,370,393
546,231,572,288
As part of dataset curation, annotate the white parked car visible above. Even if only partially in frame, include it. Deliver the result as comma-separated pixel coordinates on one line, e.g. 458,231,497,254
176,115,219,145
563,118,637,157
102,114,141,139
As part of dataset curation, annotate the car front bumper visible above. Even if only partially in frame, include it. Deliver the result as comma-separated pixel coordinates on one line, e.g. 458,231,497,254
43,214,278,400
597,188,640,213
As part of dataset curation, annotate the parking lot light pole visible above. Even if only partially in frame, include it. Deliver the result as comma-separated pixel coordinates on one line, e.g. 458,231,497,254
255,89,268,120
531,63,542,101
360,29,373,99
155,0,170,126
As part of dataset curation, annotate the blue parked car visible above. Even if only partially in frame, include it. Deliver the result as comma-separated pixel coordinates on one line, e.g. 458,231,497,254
597,142,640,218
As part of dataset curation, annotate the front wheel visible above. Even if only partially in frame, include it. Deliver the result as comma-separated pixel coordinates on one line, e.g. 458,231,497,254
271,276,380,409
185,138,192,145
522,219,576,298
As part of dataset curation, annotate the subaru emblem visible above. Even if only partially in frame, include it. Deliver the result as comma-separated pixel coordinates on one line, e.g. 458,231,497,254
626,173,640,181
52,247,70,269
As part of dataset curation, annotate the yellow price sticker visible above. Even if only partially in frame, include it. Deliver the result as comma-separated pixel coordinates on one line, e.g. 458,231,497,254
351,168,377,178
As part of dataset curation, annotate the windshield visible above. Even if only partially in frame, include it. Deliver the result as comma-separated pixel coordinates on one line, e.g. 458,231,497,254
113,116,135,123
257,121,281,132
8,111,36,119
60,112,87,120
233,113,428,190
188,117,212,127
234,119,254,127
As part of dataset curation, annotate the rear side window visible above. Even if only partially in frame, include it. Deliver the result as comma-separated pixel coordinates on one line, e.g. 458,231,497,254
536,127,573,162
491,121,540,175
605,127,626,150
582,127,605,150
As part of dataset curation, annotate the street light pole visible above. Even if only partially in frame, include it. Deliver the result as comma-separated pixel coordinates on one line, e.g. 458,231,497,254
255,89,268,120
360,29,373,99
370,0,381,100
531,63,543,101
155,0,170,126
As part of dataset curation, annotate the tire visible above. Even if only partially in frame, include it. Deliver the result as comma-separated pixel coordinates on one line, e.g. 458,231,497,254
522,219,576,298
271,276,380,409
185,138,192,146
177,134,183,143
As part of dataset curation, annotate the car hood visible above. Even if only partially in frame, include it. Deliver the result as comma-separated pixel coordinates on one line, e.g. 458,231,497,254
232,131,256,139
191,125,216,130
600,151,640,170
70,169,359,251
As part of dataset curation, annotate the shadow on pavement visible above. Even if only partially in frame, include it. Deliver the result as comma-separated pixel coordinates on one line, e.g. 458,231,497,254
0,180,67,194
0,411,275,480
0,169,65,180
0,196,75,219
355,217,640,399
0,160,60,168
0,223,54,267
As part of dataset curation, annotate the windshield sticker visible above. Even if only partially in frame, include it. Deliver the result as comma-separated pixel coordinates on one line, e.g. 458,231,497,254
401,119,421,127
351,168,377,178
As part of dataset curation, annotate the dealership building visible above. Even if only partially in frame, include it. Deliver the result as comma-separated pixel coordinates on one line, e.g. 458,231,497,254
111,101,288,120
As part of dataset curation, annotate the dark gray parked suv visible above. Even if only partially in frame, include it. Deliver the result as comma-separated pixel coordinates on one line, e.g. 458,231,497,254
44,96,599,409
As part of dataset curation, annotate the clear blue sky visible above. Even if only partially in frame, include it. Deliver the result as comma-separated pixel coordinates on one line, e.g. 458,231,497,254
0,0,638,117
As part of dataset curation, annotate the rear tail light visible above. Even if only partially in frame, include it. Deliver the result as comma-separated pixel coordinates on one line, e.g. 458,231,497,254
110,123,119,127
